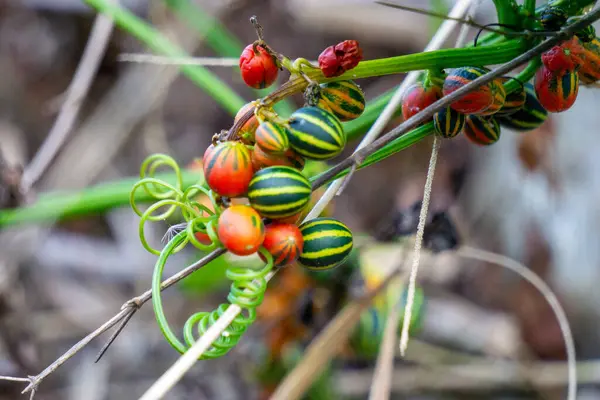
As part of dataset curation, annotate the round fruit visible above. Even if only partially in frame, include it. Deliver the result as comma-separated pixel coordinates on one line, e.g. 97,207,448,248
443,67,495,114
495,77,526,116
433,106,465,138
463,115,501,146
287,106,346,160
234,102,260,144
252,144,296,171
239,43,278,89
248,166,312,219
298,217,353,271
217,205,265,256
317,80,366,121
255,121,289,154
401,81,442,121
497,83,548,131
577,37,600,84
479,78,506,116
534,65,579,113
203,141,253,197
260,222,304,266
539,6,568,31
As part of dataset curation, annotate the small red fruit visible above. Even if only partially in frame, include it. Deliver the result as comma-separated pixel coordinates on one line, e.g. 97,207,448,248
401,82,442,121
203,141,253,197
542,37,586,73
260,222,304,266
239,43,279,89
194,231,212,245
318,40,363,78
217,205,265,256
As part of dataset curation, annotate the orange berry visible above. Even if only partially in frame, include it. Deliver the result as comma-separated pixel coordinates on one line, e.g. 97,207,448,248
217,205,265,256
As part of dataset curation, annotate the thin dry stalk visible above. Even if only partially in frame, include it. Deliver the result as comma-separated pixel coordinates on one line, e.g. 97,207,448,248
457,246,577,400
20,1,117,190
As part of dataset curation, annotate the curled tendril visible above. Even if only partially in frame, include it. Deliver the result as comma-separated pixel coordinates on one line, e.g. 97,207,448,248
152,230,275,359
130,154,223,256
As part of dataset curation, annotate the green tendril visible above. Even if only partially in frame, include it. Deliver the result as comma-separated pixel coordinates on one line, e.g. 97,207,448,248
152,230,274,359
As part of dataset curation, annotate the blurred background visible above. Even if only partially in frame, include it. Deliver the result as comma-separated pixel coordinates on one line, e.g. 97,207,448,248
1,0,600,399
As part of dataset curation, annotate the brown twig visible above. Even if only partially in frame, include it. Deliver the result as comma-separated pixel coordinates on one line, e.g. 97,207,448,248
20,248,225,395
20,1,117,190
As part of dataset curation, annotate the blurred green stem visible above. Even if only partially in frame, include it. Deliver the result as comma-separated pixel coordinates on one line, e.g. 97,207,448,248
84,0,245,115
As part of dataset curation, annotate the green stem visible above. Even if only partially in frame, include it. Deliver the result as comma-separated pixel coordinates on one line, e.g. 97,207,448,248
0,171,201,227
492,0,521,27
163,0,295,117
84,0,245,115
311,40,527,83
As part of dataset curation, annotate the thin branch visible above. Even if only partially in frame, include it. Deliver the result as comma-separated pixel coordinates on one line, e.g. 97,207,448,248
118,54,239,66
375,1,558,38
94,306,137,363
0,376,32,383
335,360,600,395
20,248,225,395
457,246,577,400
20,2,117,190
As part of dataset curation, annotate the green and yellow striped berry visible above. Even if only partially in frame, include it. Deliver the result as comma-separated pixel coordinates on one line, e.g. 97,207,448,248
248,166,312,219
497,83,548,132
287,106,346,160
298,217,353,271
495,77,526,116
433,106,465,138
317,80,366,121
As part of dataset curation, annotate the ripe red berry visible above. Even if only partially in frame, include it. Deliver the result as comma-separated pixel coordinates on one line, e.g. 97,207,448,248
217,205,265,256
203,141,254,197
541,37,586,73
239,43,279,89
318,40,363,78
401,82,442,121
260,222,304,266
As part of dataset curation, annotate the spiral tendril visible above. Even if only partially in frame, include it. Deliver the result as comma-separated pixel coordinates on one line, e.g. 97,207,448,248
131,154,276,359
129,154,222,255
152,230,274,359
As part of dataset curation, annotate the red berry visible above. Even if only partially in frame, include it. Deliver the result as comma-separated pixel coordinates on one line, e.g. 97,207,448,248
217,205,265,256
318,40,363,78
194,231,212,245
203,141,253,197
534,65,579,113
401,82,442,121
260,222,304,266
239,44,279,89
542,37,586,73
